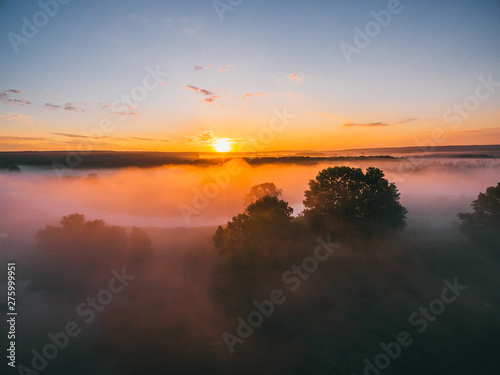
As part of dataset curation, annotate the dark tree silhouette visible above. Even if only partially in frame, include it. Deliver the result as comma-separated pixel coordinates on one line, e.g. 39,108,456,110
458,182,500,245
32,213,153,299
213,196,294,281
244,182,283,206
303,166,407,233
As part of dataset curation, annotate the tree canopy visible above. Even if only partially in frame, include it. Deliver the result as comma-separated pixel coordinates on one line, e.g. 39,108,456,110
244,182,283,206
458,182,500,245
32,213,153,299
213,195,294,278
303,166,407,233
213,168,408,283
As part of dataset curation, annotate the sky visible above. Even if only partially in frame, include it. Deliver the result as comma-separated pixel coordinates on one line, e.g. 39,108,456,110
0,0,499,152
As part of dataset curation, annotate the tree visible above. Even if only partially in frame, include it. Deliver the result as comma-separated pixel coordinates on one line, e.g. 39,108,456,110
303,166,407,233
213,196,294,281
244,182,283,206
31,214,153,300
458,183,500,245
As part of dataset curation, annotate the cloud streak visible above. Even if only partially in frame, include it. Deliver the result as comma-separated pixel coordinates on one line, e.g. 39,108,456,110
185,85,219,104
288,73,304,82
397,118,419,124
343,122,389,127
0,112,33,124
186,130,217,144
0,90,31,106
131,137,171,142
185,85,213,96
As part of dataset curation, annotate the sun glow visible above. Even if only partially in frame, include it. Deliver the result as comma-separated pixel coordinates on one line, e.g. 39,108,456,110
212,138,233,153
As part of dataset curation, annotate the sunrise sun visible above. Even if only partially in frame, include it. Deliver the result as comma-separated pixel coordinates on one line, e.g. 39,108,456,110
212,138,233,153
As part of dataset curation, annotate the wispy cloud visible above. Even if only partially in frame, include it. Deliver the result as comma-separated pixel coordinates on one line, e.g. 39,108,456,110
193,64,229,73
288,73,304,82
185,85,219,104
117,110,140,117
0,90,30,106
51,132,89,139
456,127,500,134
51,132,128,141
343,122,389,127
185,85,213,96
242,92,268,99
51,132,171,143
0,135,47,141
397,118,418,124
63,102,85,112
45,103,60,110
131,137,171,142
201,96,220,104
186,130,217,144
0,112,33,124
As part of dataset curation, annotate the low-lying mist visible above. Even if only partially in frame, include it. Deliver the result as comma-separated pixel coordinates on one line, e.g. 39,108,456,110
1,158,499,375
1,158,499,231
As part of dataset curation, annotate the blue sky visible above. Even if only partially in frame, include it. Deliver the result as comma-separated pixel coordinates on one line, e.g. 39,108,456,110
0,0,499,151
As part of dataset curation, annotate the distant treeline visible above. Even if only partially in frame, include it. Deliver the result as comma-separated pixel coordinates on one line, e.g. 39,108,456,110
0,151,398,170
0,151,200,170
2,150,499,171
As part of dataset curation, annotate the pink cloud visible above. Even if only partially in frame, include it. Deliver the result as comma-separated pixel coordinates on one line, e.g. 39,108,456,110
343,122,389,127
288,73,304,82
185,85,213,96
201,95,220,104
45,103,60,110
0,112,33,124
63,102,85,112
185,85,219,103
1,91,31,106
